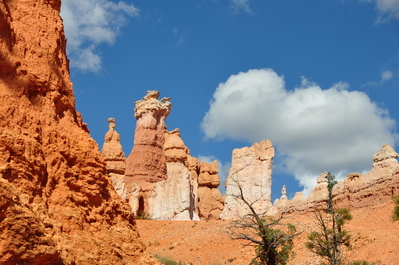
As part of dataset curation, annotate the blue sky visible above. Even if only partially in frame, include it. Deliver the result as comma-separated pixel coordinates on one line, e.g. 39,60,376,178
61,0,399,201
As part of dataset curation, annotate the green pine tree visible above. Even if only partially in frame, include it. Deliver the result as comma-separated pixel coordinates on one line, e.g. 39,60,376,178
305,172,352,265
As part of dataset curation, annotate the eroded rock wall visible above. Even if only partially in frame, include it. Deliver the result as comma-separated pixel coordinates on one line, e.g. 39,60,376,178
0,1,157,264
221,139,274,220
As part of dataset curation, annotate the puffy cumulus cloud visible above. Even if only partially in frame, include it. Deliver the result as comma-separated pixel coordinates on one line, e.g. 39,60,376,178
201,68,397,194
362,0,399,22
230,0,252,13
61,0,139,72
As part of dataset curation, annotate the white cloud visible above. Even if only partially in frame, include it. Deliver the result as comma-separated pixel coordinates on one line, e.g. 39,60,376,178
201,68,397,194
230,0,252,13
362,0,399,22
61,0,139,72
363,68,395,86
381,70,393,81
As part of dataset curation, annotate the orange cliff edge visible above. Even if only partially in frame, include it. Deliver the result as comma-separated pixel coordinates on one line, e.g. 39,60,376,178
0,1,159,264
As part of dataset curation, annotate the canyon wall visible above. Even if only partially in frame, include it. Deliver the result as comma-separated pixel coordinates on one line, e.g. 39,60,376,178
0,1,157,264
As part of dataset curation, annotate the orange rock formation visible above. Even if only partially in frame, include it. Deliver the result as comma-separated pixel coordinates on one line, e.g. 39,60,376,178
114,92,224,220
125,90,171,185
221,139,275,219
0,1,157,264
102,118,127,198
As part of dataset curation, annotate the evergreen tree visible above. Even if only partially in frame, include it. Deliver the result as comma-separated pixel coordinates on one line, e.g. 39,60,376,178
305,172,352,265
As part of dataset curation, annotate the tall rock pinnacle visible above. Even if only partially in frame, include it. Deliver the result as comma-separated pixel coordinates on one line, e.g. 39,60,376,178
125,90,172,184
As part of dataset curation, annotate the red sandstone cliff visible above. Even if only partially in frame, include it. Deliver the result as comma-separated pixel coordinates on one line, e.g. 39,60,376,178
0,1,157,264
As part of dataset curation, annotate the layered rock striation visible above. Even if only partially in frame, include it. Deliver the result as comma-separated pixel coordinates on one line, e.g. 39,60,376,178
221,139,274,220
196,161,224,220
0,1,157,264
125,90,171,184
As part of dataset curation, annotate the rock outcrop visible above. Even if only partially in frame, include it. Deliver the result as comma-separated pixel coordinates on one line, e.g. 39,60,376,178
110,92,224,220
125,90,171,184
147,129,199,220
122,92,201,220
102,118,126,198
272,145,399,214
196,161,224,220
0,1,157,264
333,144,399,209
221,139,274,220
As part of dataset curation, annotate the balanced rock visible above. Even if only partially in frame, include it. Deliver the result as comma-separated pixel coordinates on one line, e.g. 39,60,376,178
221,139,274,220
0,1,157,264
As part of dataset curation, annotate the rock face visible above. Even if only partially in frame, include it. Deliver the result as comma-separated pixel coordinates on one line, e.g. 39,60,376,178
0,1,157,264
221,139,274,220
147,129,199,220
125,90,171,184
102,118,126,198
272,145,399,214
196,161,224,220
333,144,399,209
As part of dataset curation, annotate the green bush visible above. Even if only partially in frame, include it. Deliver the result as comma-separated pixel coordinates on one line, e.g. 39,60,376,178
392,195,399,221
349,261,379,265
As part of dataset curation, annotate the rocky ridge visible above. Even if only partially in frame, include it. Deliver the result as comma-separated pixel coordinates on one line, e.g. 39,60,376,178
272,144,399,214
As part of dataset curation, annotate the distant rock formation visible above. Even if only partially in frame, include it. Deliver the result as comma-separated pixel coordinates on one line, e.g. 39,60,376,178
196,161,224,220
0,1,157,264
121,92,201,220
102,118,126,198
221,139,275,220
105,92,225,220
333,144,399,209
272,145,399,214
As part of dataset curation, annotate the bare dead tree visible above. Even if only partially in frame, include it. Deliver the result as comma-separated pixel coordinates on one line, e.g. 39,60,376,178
227,177,301,265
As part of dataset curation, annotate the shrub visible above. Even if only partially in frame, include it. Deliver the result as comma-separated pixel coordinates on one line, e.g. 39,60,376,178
391,195,399,221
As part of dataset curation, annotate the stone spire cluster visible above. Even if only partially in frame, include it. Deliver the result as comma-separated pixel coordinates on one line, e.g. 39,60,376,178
103,91,224,220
